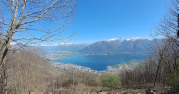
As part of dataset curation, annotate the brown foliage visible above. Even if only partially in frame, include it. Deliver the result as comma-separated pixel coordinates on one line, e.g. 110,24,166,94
6,50,58,93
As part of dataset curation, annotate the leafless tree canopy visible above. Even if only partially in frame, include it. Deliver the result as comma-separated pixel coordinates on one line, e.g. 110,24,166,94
0,0,77,68
0,0,77,93
119,0,179,92
151,0,178,41
0,0,77,45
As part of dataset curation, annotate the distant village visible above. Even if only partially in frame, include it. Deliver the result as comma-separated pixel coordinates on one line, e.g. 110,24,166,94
52,62,135,75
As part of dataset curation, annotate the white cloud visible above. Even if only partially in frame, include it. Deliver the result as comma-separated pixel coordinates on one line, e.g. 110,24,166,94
40,43,73,46
10,42,16,45
40,44,58,46
59,43,73,45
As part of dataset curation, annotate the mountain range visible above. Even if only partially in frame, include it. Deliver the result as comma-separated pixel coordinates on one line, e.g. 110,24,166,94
10,38,162,55
79,38,155,55
39,43,90,52
10,43,90,52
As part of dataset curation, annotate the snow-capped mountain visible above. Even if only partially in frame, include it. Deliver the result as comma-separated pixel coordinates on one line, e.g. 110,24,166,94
105,37,145,42
79,38,152,55
126,37,144,41
105,38,125,42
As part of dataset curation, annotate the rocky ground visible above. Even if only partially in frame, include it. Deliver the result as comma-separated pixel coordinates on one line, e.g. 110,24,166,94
33,84,174,94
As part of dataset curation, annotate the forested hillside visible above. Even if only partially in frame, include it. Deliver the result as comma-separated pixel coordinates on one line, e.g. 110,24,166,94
4,49,103,93
6,49,58,93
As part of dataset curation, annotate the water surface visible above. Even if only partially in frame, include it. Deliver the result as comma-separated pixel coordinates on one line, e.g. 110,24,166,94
53,55,148,71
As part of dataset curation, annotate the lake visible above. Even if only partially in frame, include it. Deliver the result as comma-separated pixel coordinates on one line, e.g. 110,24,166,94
53,55,148,71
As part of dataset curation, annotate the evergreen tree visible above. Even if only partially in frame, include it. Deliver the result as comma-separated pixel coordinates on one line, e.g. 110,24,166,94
101,74,122,91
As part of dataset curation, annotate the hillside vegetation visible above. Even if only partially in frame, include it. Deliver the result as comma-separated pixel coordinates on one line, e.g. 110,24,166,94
5,49,105,93
6,50,59,93
5,48,179,94
111,60,143,68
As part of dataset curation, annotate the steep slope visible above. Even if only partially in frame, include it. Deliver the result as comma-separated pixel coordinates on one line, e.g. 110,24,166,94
6,49,59,92
79,38,152,55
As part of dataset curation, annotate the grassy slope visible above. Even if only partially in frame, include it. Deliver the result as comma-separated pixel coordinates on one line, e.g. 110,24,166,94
6,50,60,92
111,60,144,68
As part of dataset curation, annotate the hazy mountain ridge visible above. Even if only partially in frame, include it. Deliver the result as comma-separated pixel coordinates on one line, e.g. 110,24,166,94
79,38,154,55
10,43,90,52
40,43,90,52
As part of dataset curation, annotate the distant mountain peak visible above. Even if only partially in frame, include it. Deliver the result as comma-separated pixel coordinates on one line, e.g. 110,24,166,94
105,38,125,42
126,37,143,41
105,38,118,41
105,37,144,42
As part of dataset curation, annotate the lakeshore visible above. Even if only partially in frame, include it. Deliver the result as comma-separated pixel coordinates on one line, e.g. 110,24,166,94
52,62,136,75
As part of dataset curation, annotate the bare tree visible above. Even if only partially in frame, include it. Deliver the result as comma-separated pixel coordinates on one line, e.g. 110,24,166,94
0,0,77,93
150,0,179,91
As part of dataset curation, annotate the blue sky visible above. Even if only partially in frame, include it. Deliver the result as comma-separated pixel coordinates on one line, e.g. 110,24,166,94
1,0,170,45
70,0,169,43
